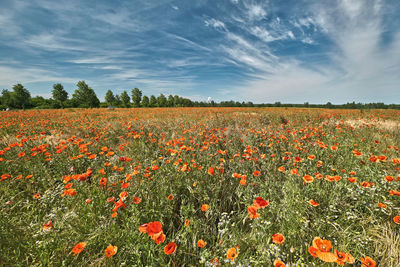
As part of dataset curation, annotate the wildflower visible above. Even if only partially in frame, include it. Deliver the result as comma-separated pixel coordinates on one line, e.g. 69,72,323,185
308,199,320,206
168,194,174,200
184,219,190,227
248,205,260,219
133,196,141,204
164,242,177,255
85,198,92,204
226,247,238,261
272,233,285,244
393,216,400,224
71,242,86,256
105,245,118,258
201,204,210,212
33,193,41,199
334,249,348,265
208,167,214,175
42,220,53,230
253,170,260,176
361,256,376,267
274,259,286,267
197,239,207,248
303,175,314,183
378,203,387,208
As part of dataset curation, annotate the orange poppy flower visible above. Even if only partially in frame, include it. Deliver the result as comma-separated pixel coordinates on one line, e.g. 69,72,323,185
133,196,141,204
226,247,238,261
335,249,348,265
168,194,174,200
42,220,53,230
348,177,357,183
248,205,260,219
208,167,214,175
253,197,269,209
197,239,207,248
308,199,320,206
253,170,260,176
33,193,41,199
147,221,163,236
71,242,86,256
278,166,285,172
274,259,286,267
312,237,332,252
272,233,285,245
201,204,210,212
164,242,177,255
389,189,400,196
308,154,316,160
85,198,92,204
378,203,387,208
393,216,400,224
152,232,166,244
361,256,376,267
105,245,118,258
385,176,394,182
303,175,314,183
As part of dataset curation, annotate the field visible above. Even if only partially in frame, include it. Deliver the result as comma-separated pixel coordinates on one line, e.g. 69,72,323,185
1,107,399,266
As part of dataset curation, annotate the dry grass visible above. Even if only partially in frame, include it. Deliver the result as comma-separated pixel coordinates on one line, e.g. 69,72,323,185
369,222,400,266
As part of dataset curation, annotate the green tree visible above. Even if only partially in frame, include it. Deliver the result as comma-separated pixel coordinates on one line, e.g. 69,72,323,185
120,91,130,107
1,89,14,108
149,95,157,107
105,90,116,106
114,94,122,107
157,94,167,107
141,95,149,107
173,95,181,107
12,84,31,109
167,94,174,107
131,88,142,107
71,81,100,108
52,83,68,108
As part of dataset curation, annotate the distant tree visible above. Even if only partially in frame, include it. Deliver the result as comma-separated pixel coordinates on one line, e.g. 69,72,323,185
12,84,31,109
326,102,333,109
120,91,130,107
52,83,68,108
167,94,174,107
71,81,100,108
131,88,142,107
105,90,116,106
1,89,14,108
149,95,157,107
173,95,181,107
141,95,149,107
157,94,167,107
114,94,122,107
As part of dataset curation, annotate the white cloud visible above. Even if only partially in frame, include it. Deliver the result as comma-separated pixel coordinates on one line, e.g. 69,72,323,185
171,5,179,10
204,18,226,30
247,4,267,21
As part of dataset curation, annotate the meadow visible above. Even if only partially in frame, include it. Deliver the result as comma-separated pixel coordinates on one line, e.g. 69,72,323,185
0,107,399,266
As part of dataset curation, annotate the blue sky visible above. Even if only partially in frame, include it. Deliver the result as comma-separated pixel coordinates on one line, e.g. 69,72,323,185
0,0,399,104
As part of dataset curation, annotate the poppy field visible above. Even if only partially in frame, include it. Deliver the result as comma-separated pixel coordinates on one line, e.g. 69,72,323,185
1,107,399,266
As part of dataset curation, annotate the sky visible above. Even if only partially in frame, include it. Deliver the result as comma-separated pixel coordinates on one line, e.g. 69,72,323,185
0,0,399,104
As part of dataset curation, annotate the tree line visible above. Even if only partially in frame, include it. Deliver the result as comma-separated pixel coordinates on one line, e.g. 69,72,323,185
1,82,399,110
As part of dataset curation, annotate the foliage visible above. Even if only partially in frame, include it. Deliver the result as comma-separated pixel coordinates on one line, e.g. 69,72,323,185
52,84,68,108
131,88,142,107
71,81,100,108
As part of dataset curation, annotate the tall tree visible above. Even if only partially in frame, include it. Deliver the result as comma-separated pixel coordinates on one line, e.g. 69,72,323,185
149,95,157,107
141,95,149,107
173,95,181,107
120,91,130,107
131,88,142,107
157,94,167,107
114,94,122,107
1,89,14,108
12,84,31,109
167,94,174,107
105,90,116,106
71,81,100,108
52,83,68,108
